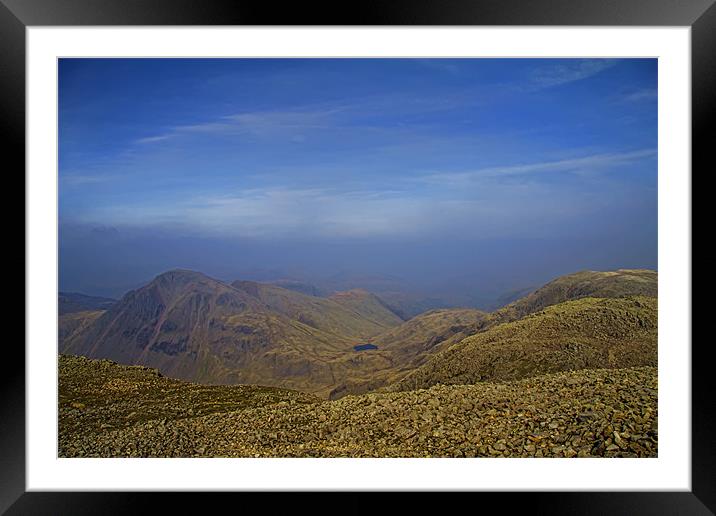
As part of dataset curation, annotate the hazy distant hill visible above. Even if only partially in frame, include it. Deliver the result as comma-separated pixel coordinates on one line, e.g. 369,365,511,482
370,292,454,319
490,285,537,310
232,281,401,339
59,292,116,315
328,289,405,328
266,279,325,297
58,310,105,345
390,296,657,392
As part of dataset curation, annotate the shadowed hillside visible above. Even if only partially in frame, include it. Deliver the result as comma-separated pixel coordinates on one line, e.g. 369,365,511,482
58,310,105,345
373,308,488,367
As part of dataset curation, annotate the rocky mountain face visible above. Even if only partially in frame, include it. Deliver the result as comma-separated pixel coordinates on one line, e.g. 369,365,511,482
62,270,265,382
60,270,404,396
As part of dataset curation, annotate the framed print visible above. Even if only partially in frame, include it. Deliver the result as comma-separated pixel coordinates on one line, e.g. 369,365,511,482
5,0,710,513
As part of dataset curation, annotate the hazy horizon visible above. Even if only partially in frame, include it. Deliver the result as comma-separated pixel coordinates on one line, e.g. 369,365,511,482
59,58,657,307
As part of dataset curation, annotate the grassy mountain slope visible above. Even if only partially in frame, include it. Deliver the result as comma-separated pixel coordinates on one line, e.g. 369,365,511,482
390,296,657,392
374,270,658,371
328,270,657,398
59,355,657,458
493,269,657,323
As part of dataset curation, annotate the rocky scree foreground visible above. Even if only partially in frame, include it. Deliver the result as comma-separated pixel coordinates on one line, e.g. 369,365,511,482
59,355,657,458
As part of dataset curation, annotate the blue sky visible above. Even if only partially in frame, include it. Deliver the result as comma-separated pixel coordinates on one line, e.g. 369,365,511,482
59,58,657,304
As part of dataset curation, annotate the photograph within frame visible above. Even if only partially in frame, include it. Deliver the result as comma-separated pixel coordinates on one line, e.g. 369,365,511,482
22,25,692,496
57,56,659,460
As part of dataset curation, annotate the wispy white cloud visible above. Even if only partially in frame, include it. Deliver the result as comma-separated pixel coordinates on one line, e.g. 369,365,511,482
129,94,479,147
134,106,349,144
135,135,172,144
60,173,115,186
419,148,656,186
125,188,436,238
529,59,617,89
620,88,658,103
189,109,338,134
75,176,610,242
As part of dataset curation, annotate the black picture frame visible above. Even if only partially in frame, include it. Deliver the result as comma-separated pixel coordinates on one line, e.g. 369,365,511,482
4,0,709,514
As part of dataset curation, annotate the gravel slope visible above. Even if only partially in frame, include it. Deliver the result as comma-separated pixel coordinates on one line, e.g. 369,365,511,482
60,356,657,458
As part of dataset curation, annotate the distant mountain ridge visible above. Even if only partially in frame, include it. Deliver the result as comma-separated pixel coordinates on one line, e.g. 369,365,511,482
59,292,116,315
59,267,657,398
